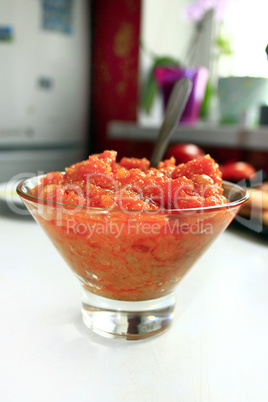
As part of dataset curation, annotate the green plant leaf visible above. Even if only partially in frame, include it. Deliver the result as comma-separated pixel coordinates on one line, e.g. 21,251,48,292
153,56,181,68
215,35,233,56
141,70,158,114
200,80,213,118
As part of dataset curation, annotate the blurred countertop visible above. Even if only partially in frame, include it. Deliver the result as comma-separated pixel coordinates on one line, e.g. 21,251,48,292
108,121,268,150
1,200,268,402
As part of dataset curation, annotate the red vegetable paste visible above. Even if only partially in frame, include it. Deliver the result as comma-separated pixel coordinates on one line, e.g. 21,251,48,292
31,151,232,301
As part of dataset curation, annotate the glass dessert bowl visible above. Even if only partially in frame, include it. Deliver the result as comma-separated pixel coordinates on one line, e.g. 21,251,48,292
17,177,248,340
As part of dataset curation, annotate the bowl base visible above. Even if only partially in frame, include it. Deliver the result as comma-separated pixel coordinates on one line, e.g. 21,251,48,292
81,288,176,340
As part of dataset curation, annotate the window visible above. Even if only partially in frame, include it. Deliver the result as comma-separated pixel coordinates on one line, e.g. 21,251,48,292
218,0,268,78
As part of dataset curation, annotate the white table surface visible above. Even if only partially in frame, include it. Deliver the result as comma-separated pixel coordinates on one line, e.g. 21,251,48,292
1,200,268,402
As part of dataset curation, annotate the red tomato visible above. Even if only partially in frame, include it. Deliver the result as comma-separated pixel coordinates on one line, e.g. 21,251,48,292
165,143,205,164
220,161,256,181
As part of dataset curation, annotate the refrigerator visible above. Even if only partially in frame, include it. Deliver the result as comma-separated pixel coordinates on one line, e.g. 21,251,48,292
0,0,91,183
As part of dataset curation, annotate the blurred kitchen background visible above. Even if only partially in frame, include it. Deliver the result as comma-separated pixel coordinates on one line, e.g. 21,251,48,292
0,0,268,183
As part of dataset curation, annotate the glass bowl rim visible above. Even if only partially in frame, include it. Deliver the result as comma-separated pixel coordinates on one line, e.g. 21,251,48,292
16,174,249,213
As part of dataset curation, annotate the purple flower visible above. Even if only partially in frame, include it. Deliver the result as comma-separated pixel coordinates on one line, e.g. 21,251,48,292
184,0,233,22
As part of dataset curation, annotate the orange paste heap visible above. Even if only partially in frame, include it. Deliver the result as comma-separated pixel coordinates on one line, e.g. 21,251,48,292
33,150,227,209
